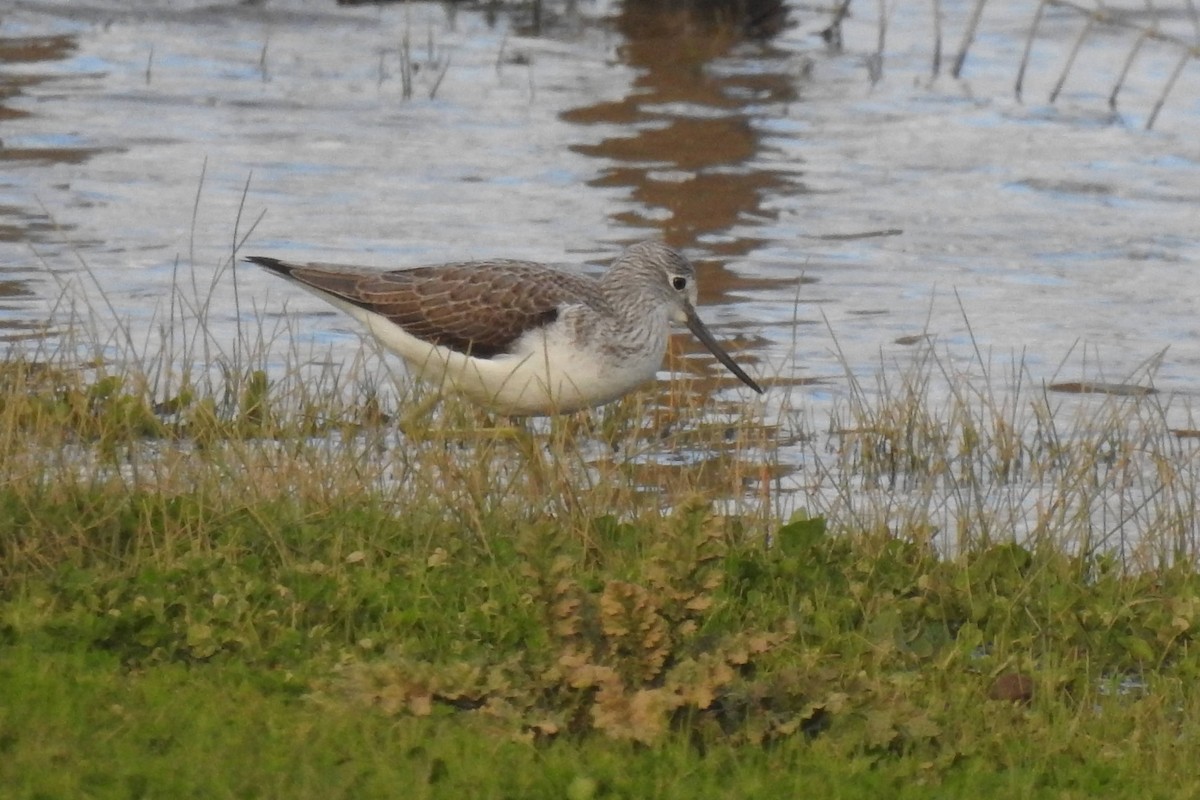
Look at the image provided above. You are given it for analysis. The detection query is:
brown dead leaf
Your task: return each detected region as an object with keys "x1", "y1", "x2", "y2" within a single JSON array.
[
  {"x1": 600, "y1": 581, "x2": 671, "y2": 682},
  {"x1": 592, "y1": 683, "x2": 682, "y2": 744},
  {"x1": 667, "y1": 655, "x2": 736, "y2": 709},
  {"x1": 559, "y1": 653, "x2": 620, "y2": 690},
  {"x1": 408, "y1": 692, "x2": 434, "y2": 717}
]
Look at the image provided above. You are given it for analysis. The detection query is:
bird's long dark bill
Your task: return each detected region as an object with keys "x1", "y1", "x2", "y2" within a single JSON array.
[{"x1": 685, "y1": 309, "x2": 764, "y2": 394}]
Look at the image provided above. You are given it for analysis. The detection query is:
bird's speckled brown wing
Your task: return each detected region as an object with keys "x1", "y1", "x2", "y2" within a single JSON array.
[{"x1": 247, "y1": 257, "x2": 600, "y2": 359}]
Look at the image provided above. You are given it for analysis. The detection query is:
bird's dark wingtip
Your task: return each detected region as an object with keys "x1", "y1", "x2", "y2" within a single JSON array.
[{"x1": 244, "y1": 256, "x2": 292, "y2": 276}]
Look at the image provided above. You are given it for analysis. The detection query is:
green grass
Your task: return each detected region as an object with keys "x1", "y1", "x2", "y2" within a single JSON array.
[
  {"x1": 4, "y1": 260, "x2": 1200, "y2": 797},
  {"x1": 11, "y1": 642, "x2": 1192, "y2": 800},
  {"x1": 4, "y1": 476, "x2": 1200, "y2": 798}
]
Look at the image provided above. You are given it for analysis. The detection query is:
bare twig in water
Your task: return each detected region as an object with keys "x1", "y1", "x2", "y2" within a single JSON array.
[
  {"x1": 1109, "y1": 28, "x2": 1150, "y2": 110},
  {"x1": 1028, "y1": 0, "x2": 1196, "y2": 124},
  {"x1": 1048, "y1": 14, "x2": 1094, "y2": 104},
  {"x1": 259, "y1": 39, "x2": 269, "y2": 83},
  {"x1": 824, "y1": 0, "x2": 1197, "y2": 123},
  {"x1": 951, "y1": 0, "x2": 987, "y2": 78},
  {"x1": 866, "y1": 0, "x2": 887, "y2": 83},
  {"x1": 1146, "y1": 48, "x2": 1192, "y2": 129},
  {"x1": 495, "y1": 31, "x2": 508, "y2": 72},
  {"x1": 821, "y1": 0, "x2": 854, "y2": 50},
  {"x1": 1015, "y1": 0, "x2": 1048, "y2": 101},
  {"x1": 931, "y1": 0, "x2": 943, "y2": 77},
  {"x1": 400, "y1": 32, "x2": 413, "y2": 100},
  {"x1": 876, "y1": 0, "x2": 888, "y2": 55},
  {"x1": 429, "y1": 55, "x2": 451, "y2": 100}
]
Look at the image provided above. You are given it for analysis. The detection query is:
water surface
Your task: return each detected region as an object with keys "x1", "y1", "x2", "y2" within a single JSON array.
[{"x1": 3, "y1": 0, "x2": 1200, "y2": 524}]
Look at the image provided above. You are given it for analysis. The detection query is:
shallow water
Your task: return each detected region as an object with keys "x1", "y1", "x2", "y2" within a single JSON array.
[{"x1": 3, "y1": 0, "x2": 1200, "y2": 524}]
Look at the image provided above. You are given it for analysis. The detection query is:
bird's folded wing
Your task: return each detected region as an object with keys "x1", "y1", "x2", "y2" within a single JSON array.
[{"x1": 250, "y1": 257, "x2": 591, "y2": 359}]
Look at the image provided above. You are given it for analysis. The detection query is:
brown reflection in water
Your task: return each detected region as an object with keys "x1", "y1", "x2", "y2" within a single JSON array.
[
  {"x1": 564, "y1": 4, "x2": 799, "y2": 264},
  {"x1": 0, "y1": 32, "x2": 106, "y2": 255},
  {"x1": 564, "y1": 3, "x2": 803, "y2": 396},
  {"x1": 0, "y1": 279, "x2": 33, "y2": 299},
  {"x1": 0, "y1": 32, "x2": 91, "y2": 215},
  {"x1": 0, "y1": 203, "x2": 70, "y2": 245},
  {"x1": 1, "y1": 34, "x2": 82, "y2": 338},
  {"x1": 1, "y1": 32, "x2": 92, "y2": 173},
  {"x1": 0, "y1": 34, "x2": 77, "y2": 123}
]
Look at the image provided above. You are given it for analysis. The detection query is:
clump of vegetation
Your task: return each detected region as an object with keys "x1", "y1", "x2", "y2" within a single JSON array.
[{"x1": 330, "y1": 505, "x2": 803, "y2": 745}]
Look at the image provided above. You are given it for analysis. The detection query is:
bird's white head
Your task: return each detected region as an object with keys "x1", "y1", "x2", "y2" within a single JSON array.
[
  {"x1": 610, "y1": 240, "x2": 763, "y2": 395},
  {"x1": 611, "y1": 240, "x2": 698, "y2": 324}
]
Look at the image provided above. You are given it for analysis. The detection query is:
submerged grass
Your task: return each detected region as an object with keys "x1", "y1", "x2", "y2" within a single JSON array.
[
  {"x1": 810, "y1": 315, "x2": 1200, "y2": 568},
  {"x1": 4, "y1": 246, "x2": 1200, "y2": 797}
]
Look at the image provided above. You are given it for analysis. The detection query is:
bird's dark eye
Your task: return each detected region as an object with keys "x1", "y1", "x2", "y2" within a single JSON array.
[{"x1": 671, "y1": 276, "x2": 687, "y2": 291}]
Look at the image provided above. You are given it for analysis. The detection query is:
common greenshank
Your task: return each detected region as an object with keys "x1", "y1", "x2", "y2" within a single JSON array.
[{"x1": 246, "y1": 241, "x2": 763, "y2": 415}]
